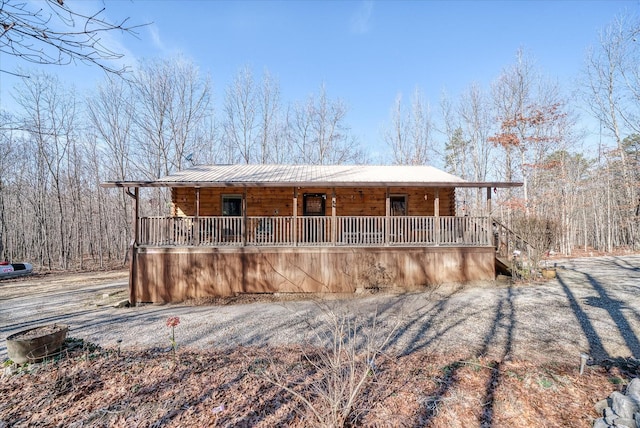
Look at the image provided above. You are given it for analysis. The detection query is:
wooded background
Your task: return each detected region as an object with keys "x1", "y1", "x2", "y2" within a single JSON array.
[{"x1": 0, "y1": 14, "x2": 638, "y2": 270}]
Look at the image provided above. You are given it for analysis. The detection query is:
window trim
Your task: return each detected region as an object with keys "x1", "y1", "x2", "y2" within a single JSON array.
[
  {"x1": 390, "y1": 194, "x2": 408, "y2": 216},
  {"x1": 221, "y1": 194, "x2": 243, "y2": 216},
  {"x1": 303, "y1": 193, "x2": 326, "y2": 216}
]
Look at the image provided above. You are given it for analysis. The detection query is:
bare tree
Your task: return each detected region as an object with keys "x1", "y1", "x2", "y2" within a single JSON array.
[
  {"x1": 223, "y1": 65, "x2": 258, "y2": 164},
  {"x1": 584, "y1": 14, "x2": 640, "y2": 138},
  {"x1": 257, "y1": 70, "x2": 286, "y2": 163},
  {"x1": 86, "y1": 76, "x2": 135, "y2": 254},
  {"x1": 441, "y1": 85, "x2": 493, "y2": 215},
  {"x1": 384, "y1": 94, "x2": 408, "y2": 165},
  {"x1": 622, "y1": 134, "x2": 640, "y2": 182},
  {"x1": 128, "y1": 57, "x2": 213, "y2": 218},
  {"x1": 490, "y1": 49, "x2": 534, "y2": 187},
  {"x1": 166, "y1": 58, "x2": 213, "y2": 169},
  {"x1": 583, "y1": 13, "x2": 640, "y2": 248},
  {"x1": 194, "y1": 112, "x2": 223, "y2": 165},
  {"x1": 13, "y1": 72, "x2": 80, "y2": 268},
  {"x1": 87, "y1": 76, "x2": 134, "y2": 182},
  {"x1": 458, "y1": 82, "x2": 494, "y2": 183},
  {"x1": 454, "y1": 83, "x2": 497, "y2": 213},
  {"x1": 83, "y1": 132, "x2": 129, "y2": 266},
  {"x1": 289, "y1": 84, "x2": 363, "y2": 165},
  {"x1": 0, "y1": 0, "x2": 145, "y2": 76},
  {"x1": 0, "y1": 111, "x2": 16, "y2": 259},
  {"x1": 0, "y1": 121, "x2": 32, "y2": 262},
  {"x1": 383, "y1": 88, "x2": 434, "y2": 165},
  {"x1": 490, "y1": 50, "x2": 570, "y2": 217},
  {"x1": 130, "y1": 56, "x2": 212, "y2": 179}
]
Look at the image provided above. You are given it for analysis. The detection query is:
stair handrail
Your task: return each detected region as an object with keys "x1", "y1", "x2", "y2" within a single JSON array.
[{"x1": 491, "y1": 217, "x2": 539, "y2": 266}]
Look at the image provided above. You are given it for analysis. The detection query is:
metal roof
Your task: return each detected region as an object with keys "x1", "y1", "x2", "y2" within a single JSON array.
[{"x1": 101, "y1": 164, "x2": 523, "y2": 188}]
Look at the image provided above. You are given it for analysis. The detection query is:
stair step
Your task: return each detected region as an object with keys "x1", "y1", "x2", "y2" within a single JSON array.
[{"x1": 495, "y1": 256, "x2": 512, "y2": 276}]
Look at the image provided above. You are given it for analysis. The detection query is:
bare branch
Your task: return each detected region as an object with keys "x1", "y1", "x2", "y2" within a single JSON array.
[{"x1": 0, "y1": 0, "x2": 147, "y2": 76}]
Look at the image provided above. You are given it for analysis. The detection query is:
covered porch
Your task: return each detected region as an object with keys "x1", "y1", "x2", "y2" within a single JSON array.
[
  {"x1": 103, "y1": 164, "x2": 521, "y2": 303},
  {"x1": 138, "y1": 215, "x2": 492, "y2": 247}
]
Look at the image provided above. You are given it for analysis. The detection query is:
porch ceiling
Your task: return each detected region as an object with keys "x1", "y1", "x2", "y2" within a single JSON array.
[{"x1": 101, "y1": 164, "x2": 523, "y2": 189}]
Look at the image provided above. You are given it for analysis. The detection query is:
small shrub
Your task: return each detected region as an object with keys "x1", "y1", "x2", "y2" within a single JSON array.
[{"x1": 261, "y1": 308, "x2": 401, "y2": 427}]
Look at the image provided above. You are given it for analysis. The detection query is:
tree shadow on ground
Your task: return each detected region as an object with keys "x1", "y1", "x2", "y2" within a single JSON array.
[
  {"x1": 557, "y1": 272, "x2": 610, "y2": 361},
  {"x1": 559, "y1": 256, "x2": 640, "y2": 361},
  {"x1": 581, "y1": 271, "x2": 640, "y2": 359},
  {"x1": 384, "y1": 287, "x2": 466, "y2": 356},
  {"x1": 416, "y1": 359, "x2": 465, "y2": 425},
  {"x1": 412, "y1": 285, "x2": 516, "y2": 427},
  {"x1": 476, "y1": 286, "x2": 515, "y2": 428},
  {"x1": 133, "y1": 349, "x2": 300, "y2": 427},
  {"x1": 611, "y1": 256, "x2": 640, "y2": 273}
]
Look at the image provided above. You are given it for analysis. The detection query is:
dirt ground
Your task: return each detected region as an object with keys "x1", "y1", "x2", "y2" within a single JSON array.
[{"x1": 1, "y1": 255, "x2": 640, "y2": 427}]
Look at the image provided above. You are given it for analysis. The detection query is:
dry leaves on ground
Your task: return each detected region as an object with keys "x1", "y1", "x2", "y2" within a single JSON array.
[{"x1": 1, "y1": 340, "x2": 637, "y2": 427}]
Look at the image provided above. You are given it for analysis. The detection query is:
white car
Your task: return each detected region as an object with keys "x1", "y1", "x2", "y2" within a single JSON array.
[{"x1": 0, "y1": 262, "x2": 33, "y2": 279}]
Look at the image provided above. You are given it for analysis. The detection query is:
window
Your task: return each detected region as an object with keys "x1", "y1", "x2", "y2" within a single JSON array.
[
  {"x1": 303, "y1": 194, "x2": 326, "y2": 216},
  {"x1": 222, "y1": 195, "x2": 242, "y2": 216},
  {"x1": 390, "y1": 195, "x2": 407, "y2": 216}
]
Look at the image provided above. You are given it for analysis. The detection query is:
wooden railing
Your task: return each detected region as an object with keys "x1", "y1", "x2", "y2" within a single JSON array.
[
  {"x1": 138, "y1": 216, "x2": 492, "y2": 247},
  {"x1": 492, "y1": 218, "x2": 539, "y2": 278},
  {"x1": 492, "y1": 218, "x2": 537, "y2": 260}
]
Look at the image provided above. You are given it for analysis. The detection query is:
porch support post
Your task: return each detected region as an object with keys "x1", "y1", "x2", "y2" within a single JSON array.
[
  {"x1": 124, "y1": 187, "x2": 139, "y2": 307},
  {"x1": 293, "y1": 187, "x2": 298, "y2": 246},
  {"x1": 242, "y1": 188, "x2": 247, "y2": 246},
  {"x1": 124, "y1": 187, "x2": 140, "y2": 245},
  {"x1": 486, "y1": 186, "x2": 492, "y2": 216},
  {"x1": 434, "y1": 188, "x2": 440, "y2": 246},
  {"x1": 385, "y1": 188, "x2": 390, "y2": 246},
  {"x1": 331, "y1": 188, "x2": 336, "y2": 245},
  {"x1": 132, "y1": 187, "x2": 139, "y2": 245},
  {"x1": 195, "y1": 187, "x2": 200, "y2": 246}
]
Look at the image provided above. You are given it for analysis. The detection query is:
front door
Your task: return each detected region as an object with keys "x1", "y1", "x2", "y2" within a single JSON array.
[
  {"x1": 390, "y1": 195, "x2": 407, "y2": 242},
  {"x1": 303, "y1": 193, "x2": 326, "y2": 242},
  {"x1": 221, "y1": 194, "x2": 243, "y2": 241},
  {"x1": 390, "y1": 195, "x2": 407, "y2": 216}
]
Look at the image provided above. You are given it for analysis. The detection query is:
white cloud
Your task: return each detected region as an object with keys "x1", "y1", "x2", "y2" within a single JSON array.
[
  {"x1": 350, "y1": 0, "x2": 374, "y2": 34},
  {"x1": 148, "y1": 24, "x2": 165, "y2": 51}
]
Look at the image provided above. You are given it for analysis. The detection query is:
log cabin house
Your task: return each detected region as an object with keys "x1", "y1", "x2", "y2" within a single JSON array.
[{"x1": 102, "y1": 164, "x2": 522, "y2": 304}]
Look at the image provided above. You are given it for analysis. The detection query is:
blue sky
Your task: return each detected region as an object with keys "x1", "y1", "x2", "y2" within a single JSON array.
[{"x1": 1, "y1": 0, "x2": 638, "y2": 159}]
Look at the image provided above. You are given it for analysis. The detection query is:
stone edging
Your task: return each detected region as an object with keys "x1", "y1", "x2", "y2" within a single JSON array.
[{"x1": 594, "y1": 378, "x2": 640, "y2": 428}]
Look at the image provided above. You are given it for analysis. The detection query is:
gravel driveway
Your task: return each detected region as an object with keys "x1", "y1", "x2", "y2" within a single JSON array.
[{"x1": 2, "y1": 255, "x2": 639, "y2": 363}]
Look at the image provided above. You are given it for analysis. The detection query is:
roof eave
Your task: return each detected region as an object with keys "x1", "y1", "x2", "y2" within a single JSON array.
[{"x1": 101, "y1": 180, "x2": 523, "y2": 189}]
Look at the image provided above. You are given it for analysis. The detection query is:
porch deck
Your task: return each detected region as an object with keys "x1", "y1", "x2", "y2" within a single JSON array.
[{"x1": 138, "y1": 215, "x2": 492, "y2": 247}]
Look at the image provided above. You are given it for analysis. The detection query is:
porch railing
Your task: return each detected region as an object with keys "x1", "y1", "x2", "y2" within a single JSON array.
[{"x1": 138, "y1": 216, "x2": 492, "y2": 247}]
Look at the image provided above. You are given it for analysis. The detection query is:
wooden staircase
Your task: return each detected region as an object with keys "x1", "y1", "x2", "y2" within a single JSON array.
[
  {"x1": 492, "y1": 218, "x2": 538, "y2": 278},
  {"x1": 495, "y1": 256, "x2": 512, "y2": 276}
]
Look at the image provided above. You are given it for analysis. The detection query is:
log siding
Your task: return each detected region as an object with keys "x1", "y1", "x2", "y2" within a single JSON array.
[{"x1": 172, "y1": 186, "x2": 456, "y2": 217}]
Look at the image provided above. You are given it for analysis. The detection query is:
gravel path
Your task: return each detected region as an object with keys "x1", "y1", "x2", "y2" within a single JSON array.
[{"x1": 2, "y1": 255, "x2": 639, "y2": 363}]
